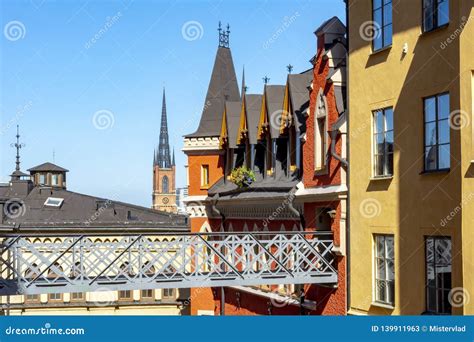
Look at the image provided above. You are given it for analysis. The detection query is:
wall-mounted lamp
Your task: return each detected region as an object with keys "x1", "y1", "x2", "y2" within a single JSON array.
[{"x1": 327, "y1": 209, "x2": 337, "y2": 219}]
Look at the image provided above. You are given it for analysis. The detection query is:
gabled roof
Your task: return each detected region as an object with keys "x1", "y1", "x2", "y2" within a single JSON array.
[
  {"x1": 265, "y1": 85, "x2": 286, "y2": 138},
  {"x1": 245, "y1": 94, "x2": 263, "y2": 145},
  {"x1": 185, "y1": 47, "x2": 240, "y2": 138},
  {"x1": 0, "y1": 186, "x2": 188, "y2": 231},
  {"x1": 224, "y1": 101, "x2": 243, "y2": 148},
  {"x1": 288, "y1": 71, "x2": 313, "y2": 133},
  {"x1": 27, "y1": 162, "x2": 69, "y2": 173},
  {"x1": 314, "y1": 16, "x2": 345, "y2": 37}
]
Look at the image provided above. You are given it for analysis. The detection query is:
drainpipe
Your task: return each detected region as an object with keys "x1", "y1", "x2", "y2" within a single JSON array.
[
  {"x1": 331, "y1": 130, "x2": 348, "y2": 168},
  {"x1": 210, "y1": 194, "x2": 226, "y2": 315},
  {"x1": 287, "y1": 188, "x2": 305, "y2": 229}
]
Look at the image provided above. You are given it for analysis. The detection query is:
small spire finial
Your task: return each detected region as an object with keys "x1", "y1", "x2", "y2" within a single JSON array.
[
  {"x1": 10, "y1": 125, "x2": 25, "y2": 172},
  {"x1": 287, "y1": 64, "x2": 293, "y2": 74},
  {"x1": 263, "y1": 76, "x2": 270, "y2": 84},
  {"x1": 218, "y1": 21, "x2": 230, "y2": 48}
]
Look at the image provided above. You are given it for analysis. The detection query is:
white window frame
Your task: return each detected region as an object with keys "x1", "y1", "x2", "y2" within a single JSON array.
[
  {"x1": 315, "y1": 89, "x2": 328, "y2": 172},
  {"x1": 372, "y1": 107, "x2": 394, "y2": 177},
  {"x1": 373, "y1": 234, "x2": 395, "y2": 306},
  {"x1": 44, "y1": 197, "x2": 64, "y2": 208},
  {"x1": 201, "y1": 164, "x2": 210, "y2": 188}
]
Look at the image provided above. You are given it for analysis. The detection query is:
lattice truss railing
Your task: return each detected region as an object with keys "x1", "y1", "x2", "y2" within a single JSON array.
[{"x1": 0, "y1": 232, "x2": 337, "y2": 295}]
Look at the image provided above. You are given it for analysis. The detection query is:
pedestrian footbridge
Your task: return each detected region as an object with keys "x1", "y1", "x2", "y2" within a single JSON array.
[{"x1": 0, "y1": 231, "x2": 337, "y2": 295}]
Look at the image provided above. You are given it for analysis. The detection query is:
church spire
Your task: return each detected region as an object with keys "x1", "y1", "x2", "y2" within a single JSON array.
[
  {"x1": 157, "y1": 88, "x2": 171, "y2": 168},
  {"x1": 241, "y1": 65, "x2": 247, "y2": 96},
  {"x1": 172, "y1": 148, "x2": 175, "y2": 166}
]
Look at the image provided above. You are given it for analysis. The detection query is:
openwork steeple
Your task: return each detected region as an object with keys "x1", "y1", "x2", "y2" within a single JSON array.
[
  {"x1": 218, "y1": 21, "x2": 230, "y2": 48},
  {"x1": 156, "y1": 88, "x2": 172, "y2": 168},
  {"x1": 11, "y1": 125, "x2": 25, "y2": 172}
]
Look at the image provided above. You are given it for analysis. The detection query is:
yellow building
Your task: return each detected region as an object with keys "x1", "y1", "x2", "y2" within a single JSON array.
[{"x1": 347, "y1": 0, "x2": 473, "y2": 315}]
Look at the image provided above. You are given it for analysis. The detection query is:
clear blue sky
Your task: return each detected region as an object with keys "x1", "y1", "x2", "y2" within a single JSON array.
[{"x1": 0, "y1": 0, "x2": 345, "y2": 207}]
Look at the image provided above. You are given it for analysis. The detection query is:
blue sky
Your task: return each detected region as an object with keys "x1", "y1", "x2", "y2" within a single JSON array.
[{"x1": 0, "y1": 0, "x2": 345, "y2": 207}]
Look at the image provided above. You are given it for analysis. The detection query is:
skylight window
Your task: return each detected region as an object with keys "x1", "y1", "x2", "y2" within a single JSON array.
[{"x1": 44, "y1": 197, "x2": 64, "y2": 208}]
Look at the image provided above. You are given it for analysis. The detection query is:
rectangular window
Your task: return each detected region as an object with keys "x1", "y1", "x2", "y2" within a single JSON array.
[
  {"x1": 118, "y1": 290, "x2": 132, "y2": 301},
  {"x1": 374, "y1": 235, "x2": 395, "y2": 306},
  {"x1": 373, "y1": 107, "x2": 394, "y2": 177},
  {"x1": 425, "y1": 236, "x2": 452, "y2": 314},
  {"x1": 424, "y1": 93, "x2": 450, "y2": 171},
  {"x1": 25, "y1": 294, "x2": 40, "y2": 303},
  {"x1": 372, "y1": 0, "x2": 392, "y2": 51},
  {"x1": 39, "y1": 173, "x2": 46, "y2": 184},
  {"x1": 423, "y1": 0, "x2": 450, "y2": 32},
  {"x1": 141, "y1": 289, "x2": 154, "y2": 300},
  {"x1": 48, "y1": 293, "x2": 62, "y2": 301},
  {"x1": 201, "y1": 165, "x2": 209, "y2": 187},
  {"x1": 162, "y1": 288, "x2": 175, "y2": 300},
  {"x1": 70, "y1": 292, "x2": 84, "y2": 301},
  {"x1": 51, "y1": 174, "x2": 59, "y2": 186}
]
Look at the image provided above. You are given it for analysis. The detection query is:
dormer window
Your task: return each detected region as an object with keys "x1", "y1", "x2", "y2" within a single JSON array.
[
  {"x1": 39, "y1": 174, "x2": 46, "y2": 184},
  {"x1": 44, "y1": 197, "x2": 64, "y2": 208}
]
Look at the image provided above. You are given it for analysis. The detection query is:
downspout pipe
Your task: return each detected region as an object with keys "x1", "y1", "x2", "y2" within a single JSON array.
[
  {"x1": 331, "y1": 130, "x2": 348, "y2": 168},
  {"x1": 287, "y1": 188, "x2": 305, "y2": 230},
  {"x1": 210, "y1": 193, "x2": 226, "y2": 315}
]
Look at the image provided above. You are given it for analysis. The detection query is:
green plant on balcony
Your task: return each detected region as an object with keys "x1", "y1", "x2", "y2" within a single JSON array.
[{"x1": 229, "y1": 166, "x2": 256, "y2": 188}]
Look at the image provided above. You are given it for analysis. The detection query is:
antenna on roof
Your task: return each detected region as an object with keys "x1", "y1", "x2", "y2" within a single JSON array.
[
  {"x1": 287, "y1": 64, "x2": 293, "y2": 74},
  {"x1": 10, "y1": 125, "x2": 25, "y2": 172},
  {"x1": 53, "y1": 149, "x2": 56, "y2": 163},
  {"x1": 262, "y1": 76, "x2": 270, "y2": 84},
  {"x1": 218, "y1": 21, "x2": 230, "y2": 48}
]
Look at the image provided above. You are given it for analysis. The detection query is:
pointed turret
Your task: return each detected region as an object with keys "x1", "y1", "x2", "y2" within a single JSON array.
[
  {"x1": 172, "y1": 148, "x2": 175, "y2": 166},
  {"x1": 157, "y1": 88, "x2": 172, "y2": 168},
  {"x1": 185, "y1": 22, "x2": 240, "y2": 138}
]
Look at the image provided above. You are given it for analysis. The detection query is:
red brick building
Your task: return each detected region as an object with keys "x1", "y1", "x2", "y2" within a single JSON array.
[{"x1": 183, "y1": 17, "x2": 347, "y2": 315}]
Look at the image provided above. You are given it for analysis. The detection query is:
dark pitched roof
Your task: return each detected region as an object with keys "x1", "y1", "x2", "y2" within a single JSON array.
[
  {"x1": 265, "y1": 85, "x2": 286, "y2": 138},
  {"x1": 0, "y1": 186, "x2": 188, "y2": 232},
  {"x1": 314, "y1": 16, "x2": 345, "y2": 36},
  {"x1": 225, "y1": 101, "x2": 243, "y2": 149},
  {"x1": 245, "y1": 94, "x2": 263, "y2": 145},
  {"x1": 27, "y1": 162, "x2": 69, "y2": 173},
  {"x1": 185, "y1": 47, "x2": 240, "y2": 138},
  {"x1": 288, "y1": 71, "x2": 313, "y2": 133}
]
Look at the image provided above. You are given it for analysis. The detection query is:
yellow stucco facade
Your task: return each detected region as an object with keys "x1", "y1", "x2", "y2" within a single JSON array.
[{"x1": 348, "y1": 0, "x2": 473, "y2": 315}]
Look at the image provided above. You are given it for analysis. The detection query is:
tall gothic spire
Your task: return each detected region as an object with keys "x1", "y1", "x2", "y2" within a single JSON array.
[
  {"x1": 11, "y1": 125, "x2": 25, "y2": 172},
  {"x1": 156, "y1": 88, "x2": 171, "y2": 168}
]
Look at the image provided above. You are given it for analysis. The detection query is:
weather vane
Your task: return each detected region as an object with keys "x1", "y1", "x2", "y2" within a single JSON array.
[
  {"x1": 263, "y1": 76, "x2": 270, "y2": 84},
  {"x1": 287, "y1": 64, "x2": 293, "y2": 74},
  {"x1": 10, "y1": 125, "x2": 25, "y2": 172}
]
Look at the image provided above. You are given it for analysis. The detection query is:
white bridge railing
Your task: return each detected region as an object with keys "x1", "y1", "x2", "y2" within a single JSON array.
[{"x1": 0, "y1": 232, "x2": 337, "y2": 295}]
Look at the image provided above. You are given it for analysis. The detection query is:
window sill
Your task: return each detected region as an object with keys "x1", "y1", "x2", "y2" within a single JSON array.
[
  {"x1": 420, "y1": 169, "x2": 450, "y2": 175},
  {"x1": 200, "y1": 185, "x2": 210, "y2": 190},
  {"x1": 370, "y1": 45, "x2": 392, "y2": 56},
  {"x1": 420, "y1": 23, "x2": 449, "y2": 37},
  {"x1": 370, "y1": 175, "x2": 393, "y2": 181},
  {"x1": 371, "y1": 301, "x2": 395, "y2": 310}
]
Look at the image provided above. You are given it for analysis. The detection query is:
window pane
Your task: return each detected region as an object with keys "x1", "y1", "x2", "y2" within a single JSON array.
[
  {"x1": 373, "y1": 32, "x2": 383, "y2": 51},
  {"x1": 438, "y1": 144, "x2": 450, "y2": 169},
  {"x1": 388, "y1": 281, "x2": 395, "y2": 304},
  {"x1": 386, "y1": 260, "x2": 395, "y2": 280},
  {"x1": 437, "y1": 93, "x2": 450, "y2": 120},
  {"x1": 375, "y1": 111, "x2": 384, "y2": 133},
  {"x1": 373, "y1": 0, "x2": 382, "y2": 10},
  {"x1": 383, "y1": 4, "x2": 392, "y2": 25},
  {"x1": 423, "y1": 0, "x2": 435, "y2": 31},
  {"x1": 375, "y1": 154, "x2": 384, "y2": 176},
  {"x1": 376, "y1": 280, "x2": 387, "y2": 302},
  {"x1": 438, "y1": 119, "x2": 450, "y2": 144},
  {"x1": 424, "y1": 97, "x2": 437, "y2": 122},
  {"x1": 385, "y1": 236, "x2": 394, "y2": 259},
  {"x1": 373, "y1": 8, "x2": 383, "y2": 26},
  {"x1": 383, "y1": 24, "x2": 392, "y2": 47},
  {"x1": 385, "y1": 108, "x2": 393, "y2": 131},
  {"x1": 426, "y1": 238, "x2": 434, "y2": 262},
  {"x1": 425, "y1": 122, "x2": 437, "y2": 146},
  {"x1": 425, "y1": 146, "x2": 438, "y2": 170},
  {"x1": 386, "y1": 131, "x2": 394, "y2": 150},
  {"x1": 427, "y1": 286, "x2": 436, "y2": 311},
  {"x1": 437, "y1": 0, "x2": 449, "y2": 26},
  {"x1": 376, "y1": 258, "x2": 386, "y2": 280},
  {"x1": 376, "y1": 236, "x2": 384, "y2": 257},
  {"x1": 386, "y1": 153, "x2": 394, "y2": 175}
]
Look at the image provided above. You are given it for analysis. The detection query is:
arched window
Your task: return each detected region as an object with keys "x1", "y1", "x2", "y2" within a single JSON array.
[
  {"x1": 162, "y1": 176, "x2": 169, "y2": 193},
  {"x1": 315, "y1": 88, "x2": 328, "y2": 171}
]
